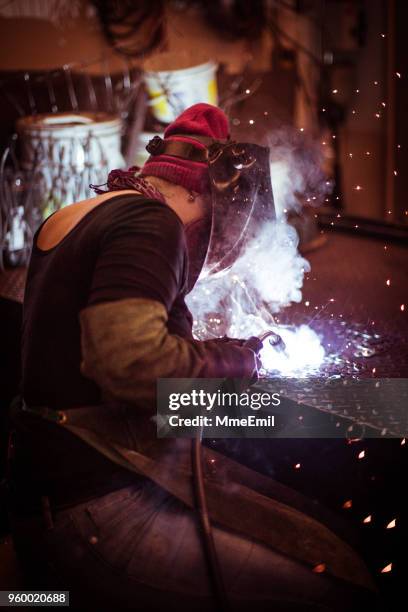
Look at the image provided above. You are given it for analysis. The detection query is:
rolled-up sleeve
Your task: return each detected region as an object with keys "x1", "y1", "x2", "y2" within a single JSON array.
[{"x1": 80, "y1": 200, "x2": 257, "y2": 405}]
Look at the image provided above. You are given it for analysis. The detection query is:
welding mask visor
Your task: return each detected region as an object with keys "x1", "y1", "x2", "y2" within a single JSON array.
[{"x1": 201, "y1": 141, "x2": 275, "y2": 277}]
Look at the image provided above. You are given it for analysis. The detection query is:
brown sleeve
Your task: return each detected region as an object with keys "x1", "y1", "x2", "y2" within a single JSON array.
[{"x1": 80, "y1": 297, "x2": 257, "y2": 406}]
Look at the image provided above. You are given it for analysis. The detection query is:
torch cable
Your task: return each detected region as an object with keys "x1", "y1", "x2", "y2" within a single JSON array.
[{"x1": 191, "y1": 435, "x2": 229, "y2": 611}]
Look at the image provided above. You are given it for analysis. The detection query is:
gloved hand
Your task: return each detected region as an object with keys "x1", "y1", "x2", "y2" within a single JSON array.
[
  {"x1": 242, "y1": 336, "x2": 263, "y2": 384},
  {"x1": 214, "y1": 335, "x2": 263, "y2": 380},
  {"x1": 217, "y1": 335, "x2": 264, "y2": 396},
  {"x1": 214, "y1": 335, "x2": 264, "y2": 371},
  {"x1": 242, "y1": 336, "x2": 264, "y2": 354}
]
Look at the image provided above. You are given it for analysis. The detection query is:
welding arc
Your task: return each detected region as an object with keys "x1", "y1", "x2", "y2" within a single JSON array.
[{"x1": 191, "y1": 436, "x2": 229, "y2": 611}]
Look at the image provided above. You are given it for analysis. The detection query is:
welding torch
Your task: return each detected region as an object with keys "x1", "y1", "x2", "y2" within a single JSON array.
[{"x1": 243, "y1": 329, "x2": 287, "y2": 355}]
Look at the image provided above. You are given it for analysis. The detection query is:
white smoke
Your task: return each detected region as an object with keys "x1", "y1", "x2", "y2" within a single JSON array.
[
  {"x1": 268, "y1": 127, "x2": 332, "y2": 216},
  {"x1": 188, "y1": 219, "x2": 309, "y2": 338}
]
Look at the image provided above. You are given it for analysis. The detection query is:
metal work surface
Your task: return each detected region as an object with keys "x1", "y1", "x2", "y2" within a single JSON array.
[
  {"x1": 255, "y1": 227, "x2": 408, "y2": 436},
  {"x1": 279, "y1": 227, "x2": 408, "y2": 377}
]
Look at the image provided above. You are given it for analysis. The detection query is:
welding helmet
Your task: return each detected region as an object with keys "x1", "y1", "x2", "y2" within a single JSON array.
[
  {"x1": 203, "y1": 140, "x2": 275, "y2": 277},
  {"x1": 144, "y1": 134, "x2": 275, "y2": 279}
]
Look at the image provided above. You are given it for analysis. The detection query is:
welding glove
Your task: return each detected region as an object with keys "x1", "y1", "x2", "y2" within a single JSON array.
[
  {"x1": 214, "y1": 335, "x2": 263, "y2": 378},
  {"x1": 219, "y1": 336, "x2": 263, "y2": 394},
  {"x1": 211, "y1": 335, "x2": 263, "y2": 380},
  {"x1": 242, "y1": 336, "x2": 263, "y2": 385}
]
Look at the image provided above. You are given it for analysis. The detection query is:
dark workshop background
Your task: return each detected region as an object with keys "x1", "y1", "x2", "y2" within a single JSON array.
[{"x1": 0, "y1": 1, "x2": 407, "y2": 607}]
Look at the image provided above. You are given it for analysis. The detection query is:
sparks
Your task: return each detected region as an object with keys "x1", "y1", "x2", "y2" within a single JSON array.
[
  {"x1": 260, "y1": 325, "x2": 325, "y2": 376},
  {"x1": 313, "y1": 563, "x2": 326, "y2": 573},
  {"x1": 401, "y1": 304, "x2": 405, "y2": 312},
  {"x1": 381, "y1": 563, "x2": 392, "y2": 573},
  {"x1": 386, "y1": 279, "x2": 391, "y2": 286},
  {"x1": 342, "y1": 500, "x2": 352, "y2": 509},
  {"x1": 294, "y1": 463, "x2": 301, "y2": 470},
  {"x1": 386, "y1": 519, "x2": 396, "y2": 529},
  {"x1": 363, "y1": 515, "x2": 372, "y2": 524},
  {"x1": 355, "y1": 185, "x2": 362, "y2": 191},
  {"x1": 358, "y1": 450, "x2": 366, "y2": 459}
]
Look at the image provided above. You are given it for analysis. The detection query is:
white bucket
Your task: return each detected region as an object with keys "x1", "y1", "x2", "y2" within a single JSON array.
[
  {"x1": 143, "y1": 52, "x2": 218, "y2": 124},
  {"x1": 17, "y1": 112, "x2": 124, "y2": 214}
]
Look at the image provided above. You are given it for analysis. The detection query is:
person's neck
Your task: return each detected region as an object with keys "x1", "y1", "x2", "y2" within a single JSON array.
[{"x1": 143, "y1": 175, "x2": 207, "y2": 225}]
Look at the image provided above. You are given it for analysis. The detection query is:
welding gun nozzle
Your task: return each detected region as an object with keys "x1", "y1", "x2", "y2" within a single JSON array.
[{"x1": 258, "y1": 330, "x2": 287, "y2": 353}]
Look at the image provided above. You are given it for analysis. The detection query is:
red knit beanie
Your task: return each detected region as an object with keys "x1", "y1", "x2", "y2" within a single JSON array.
[{"x1": 141, "y1": 103, "x2": 229, "y2": 193}]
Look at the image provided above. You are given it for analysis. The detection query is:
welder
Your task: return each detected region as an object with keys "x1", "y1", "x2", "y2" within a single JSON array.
[{"x1": 7, "y1": 104, "x2": 374, "y2": 611}]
